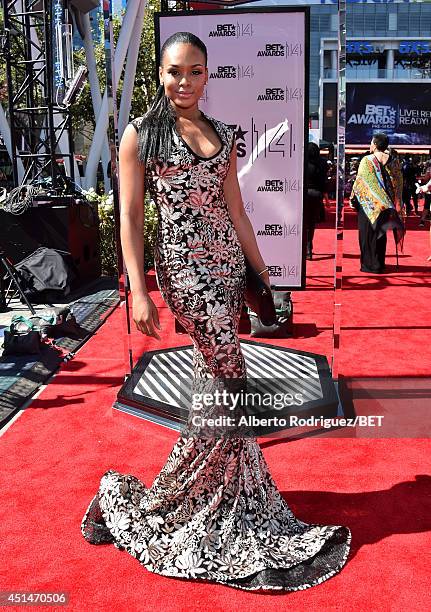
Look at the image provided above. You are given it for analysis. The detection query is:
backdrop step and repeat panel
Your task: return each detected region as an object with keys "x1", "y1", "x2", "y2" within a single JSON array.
[{"x1": 156, "y1": 8, "x2": 309, "y2": 290}]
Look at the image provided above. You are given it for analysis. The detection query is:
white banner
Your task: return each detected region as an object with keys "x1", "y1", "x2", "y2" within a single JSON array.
[{"x1": 158, "y1": 9, "x2": 307, "y2": 289}]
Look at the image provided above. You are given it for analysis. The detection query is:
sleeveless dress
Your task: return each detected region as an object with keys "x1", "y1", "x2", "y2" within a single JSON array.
[{"x1": 81, "y1": 111, "x2": 351, "y2": 591}]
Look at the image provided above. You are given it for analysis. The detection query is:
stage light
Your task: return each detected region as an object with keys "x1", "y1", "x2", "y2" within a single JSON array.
[{"x1": 62, "y1": 66, "x2": 88, "y2": 107}]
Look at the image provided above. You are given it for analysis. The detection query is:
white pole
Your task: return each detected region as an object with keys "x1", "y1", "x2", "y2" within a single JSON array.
[
  {"x1": 117, "y1": 0, "x2": 147, "y2": 140},
  {"x1": 81, "y1": 11, "x2": 111, "y2": 192},
  {"x1": 84, "y1": 0, "x2": 142, "y2": 189}
]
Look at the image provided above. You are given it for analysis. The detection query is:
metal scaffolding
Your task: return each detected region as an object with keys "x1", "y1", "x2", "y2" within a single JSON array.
[{"x1": 1, "y1": 0, "x2": 75, "y2": 188}]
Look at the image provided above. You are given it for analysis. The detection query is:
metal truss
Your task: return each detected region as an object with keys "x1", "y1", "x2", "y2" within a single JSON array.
[{"x1": 1, "y1": 0, "x2": 75, "y2": 188}]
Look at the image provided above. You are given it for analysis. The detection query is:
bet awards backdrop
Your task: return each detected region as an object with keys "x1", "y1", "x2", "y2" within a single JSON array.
[
  {"x1": 347, "y1": 83, "x2": 431, "y2": 146},
  {"x1": 156, "y1": 8, "x2": 309, "y2": 290}
]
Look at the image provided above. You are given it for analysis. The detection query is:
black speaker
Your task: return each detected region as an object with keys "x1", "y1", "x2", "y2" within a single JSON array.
[
  {"x1": 0, "y1": 198, "x2": 101, "y2": 289},
  {"x1": 69, "y1": 0, "x2": 99, "y2": 13}
]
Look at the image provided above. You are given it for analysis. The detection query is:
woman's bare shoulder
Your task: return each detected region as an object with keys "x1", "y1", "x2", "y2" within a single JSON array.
[{"x1": 120, "y1": 123, "x2": 140, "y2": 160}]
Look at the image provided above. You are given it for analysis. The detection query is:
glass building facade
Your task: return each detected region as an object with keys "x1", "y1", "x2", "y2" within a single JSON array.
[{"x1": 312, "y1": 1, "x2": 431, "y2": 116}]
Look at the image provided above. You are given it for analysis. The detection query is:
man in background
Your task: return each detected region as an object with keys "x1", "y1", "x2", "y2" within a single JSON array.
[{"x1": 402, "y1": 156, "x2": 419, "y2": 215}]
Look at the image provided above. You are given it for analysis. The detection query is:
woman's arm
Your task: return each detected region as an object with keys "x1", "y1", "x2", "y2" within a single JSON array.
[
  {"x1": 119, "y1": 125, "x2": 147, "y2": 297},
  {"x1": 223, "y1": 141, "x2": 270, "y2": 287},
  {"x1": 119, "y1": 124, "x2": 161, "y2": 339}
]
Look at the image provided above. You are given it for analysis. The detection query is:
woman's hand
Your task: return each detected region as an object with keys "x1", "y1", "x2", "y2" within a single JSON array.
[{"x1": 132, "y1": 293, "x2": 161, "y2": 340}]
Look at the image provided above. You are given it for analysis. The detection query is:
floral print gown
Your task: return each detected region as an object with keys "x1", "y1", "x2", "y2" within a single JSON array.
[{"x1": 81, "y1": 112, "x2": 351, "y2": 591}]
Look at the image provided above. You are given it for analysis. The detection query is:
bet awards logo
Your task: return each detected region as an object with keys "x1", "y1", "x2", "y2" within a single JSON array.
[
  {"x1": 257, "y1": 224, "x2": 300, "y2": 237},
  {"x1": 258, "y1": 88, "x2": 285, "y2": 101},
  {"x1": 348, "y1": 104, "x2": 396, "y2": 128},
  {"x1": 257, "y1": 178, "x2": 301, "y2": 193},
  {"x1": 209, "y1": 65, "x2": 255, "y2": 80},
  {"x1": 210, "y1": 66, "x2": 236, "y2": 79},
  {"x1": 257, "y1": 43, "x2": 285, "y2": 57},
  {"x1": 257, "y1": 42, "x2": 303, "y2": 58},
  {"x1": 209, "y1": 23, "x2": 254, "y2": 38},
  {"x1": 258, "y1": 180, "x2": 283, "y2": 192},
  {"x1": 257, "y1": 224, "x2": 287, "y2": 237},
  {"x1": 226, "y1": 120, "x2": 299, "y2": 160},
  {"x1": 251, "y1": 118, "x2": 289, "y2": 160},
  {"x1": 257, "y1": 87, "x2": 303, "y2": 102},
  {"x1": 268, "y1": 264, "x2": 299, "y2": 279},
  {"x1": 227, "y1": 124, "x2": 248, "y2": 158}
]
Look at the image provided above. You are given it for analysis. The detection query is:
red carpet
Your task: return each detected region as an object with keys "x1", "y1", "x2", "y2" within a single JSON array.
[
  {"x1": 338, "y1": 208, "x2": 431, "y2": 377},
  {"x1": 1, "y1": 208, "x2": 430, "y2": 610}
]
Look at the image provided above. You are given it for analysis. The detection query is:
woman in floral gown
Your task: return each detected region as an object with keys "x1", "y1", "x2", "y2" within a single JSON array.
[{"x1": 81, "y1": 31, "x2": 351, "y2": 592}]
